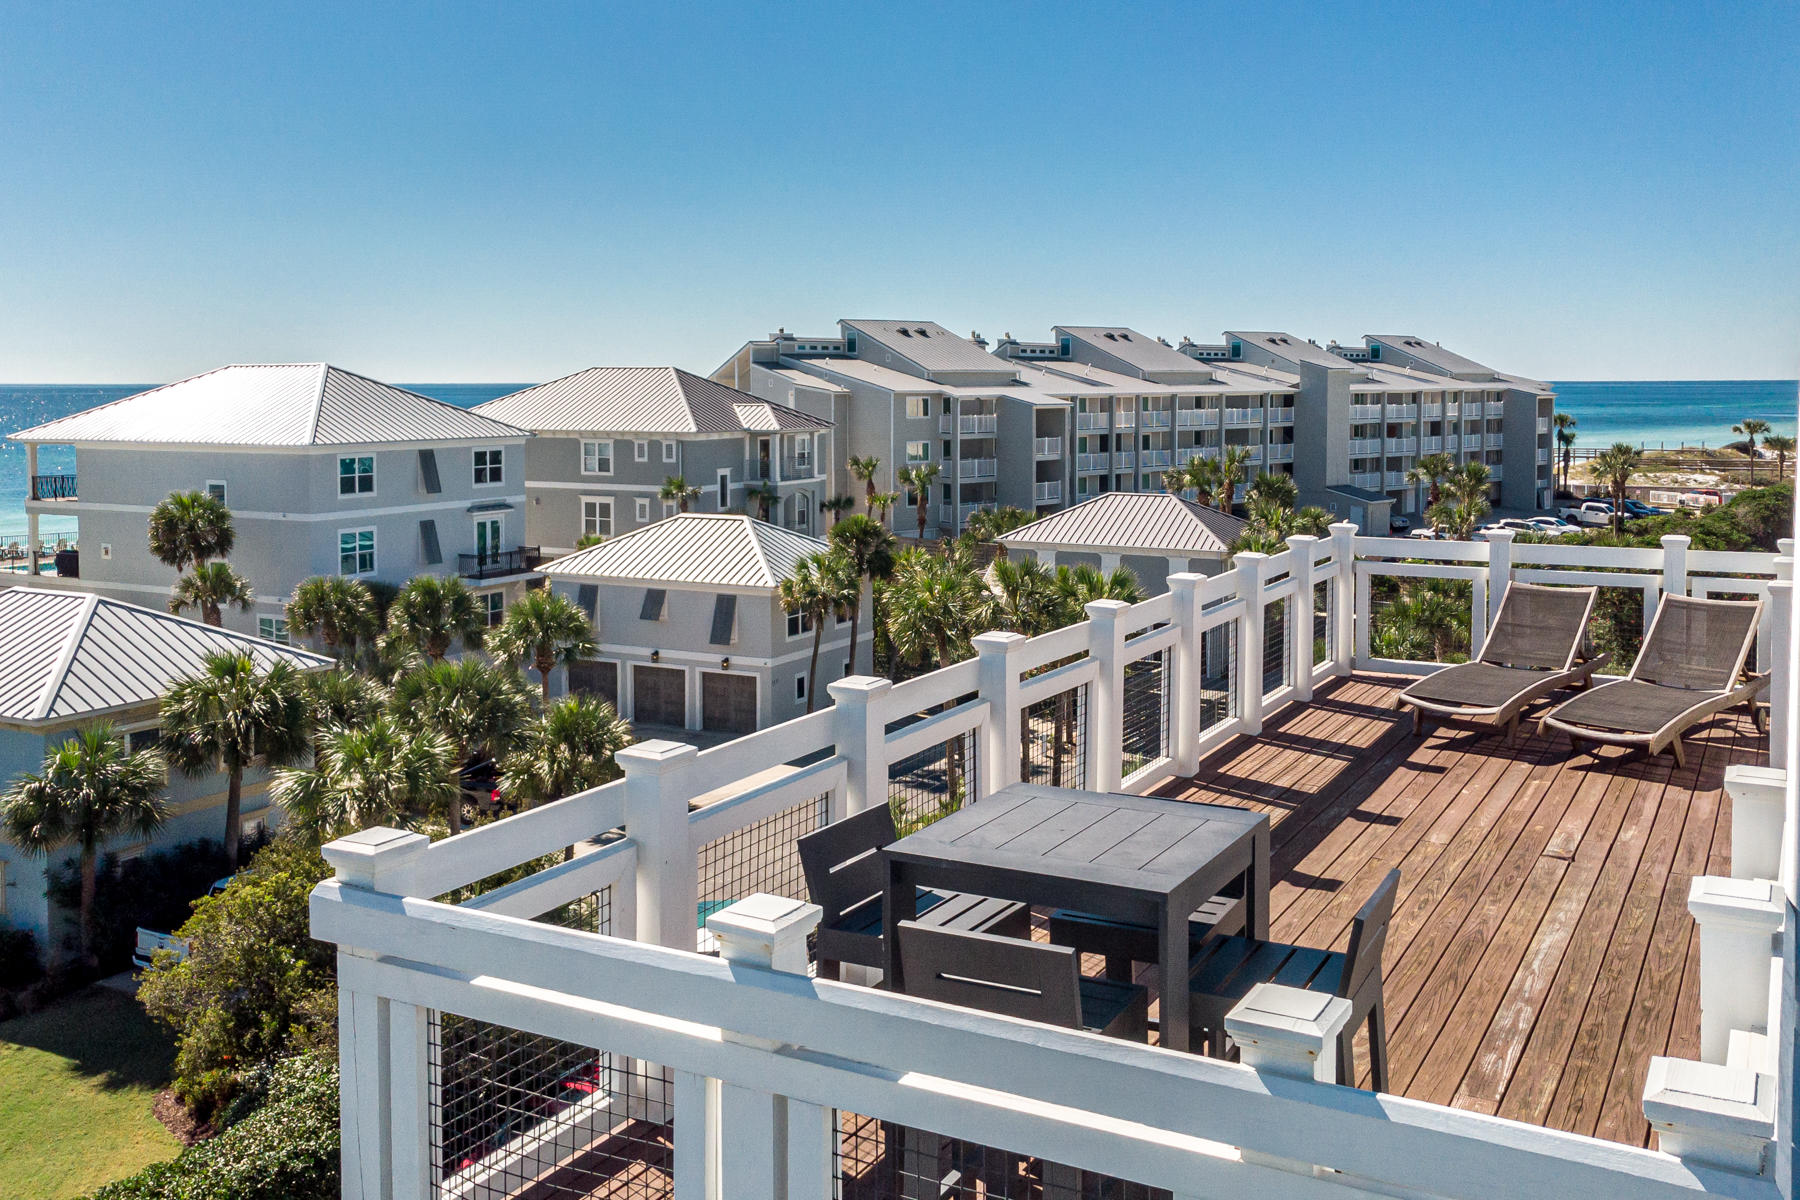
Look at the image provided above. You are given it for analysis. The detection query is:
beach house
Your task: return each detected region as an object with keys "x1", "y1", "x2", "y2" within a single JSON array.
[{"x1": 9, "y1": 363, "x2": 535, "y2": 638}]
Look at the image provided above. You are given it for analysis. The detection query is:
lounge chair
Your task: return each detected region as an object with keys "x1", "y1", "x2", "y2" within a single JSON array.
[
  {"x1": 1540, "y1": 593, "x2": 1766, "y2": 768},
  {"x1": 1396, "y1": 582, "x2": 1609, "y2": 742}
]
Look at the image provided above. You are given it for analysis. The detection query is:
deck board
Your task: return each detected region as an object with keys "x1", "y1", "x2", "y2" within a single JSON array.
[{"x1": 1157, "y1": 671, "x2": 1762, "y2": 1147}]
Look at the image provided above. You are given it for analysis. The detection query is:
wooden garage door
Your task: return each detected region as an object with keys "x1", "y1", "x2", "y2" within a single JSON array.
[
  {"x1": 568, "y1": 660, "x2": 618, "y2": 710},
  {"x1": 632, "y1": 665, "x2": 686, "y2": 728},
  {"x1": 701, "y1": 672, "x2": 757, "y2": 735}
]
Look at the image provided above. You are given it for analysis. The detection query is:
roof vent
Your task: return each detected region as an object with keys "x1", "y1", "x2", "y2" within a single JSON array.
[
  {"x1": 897, "y1": 327, "x2": 912, "y2": 337},
  {"x1": 1157, "y1": 336, "x2": 1171, "y2": 346},
  {"x1": 1119, "y1": 332, "x2": 1132, "y2": 341},
  {"x1": 915, "y1": 328, "x2": 930, "y2": 337}
]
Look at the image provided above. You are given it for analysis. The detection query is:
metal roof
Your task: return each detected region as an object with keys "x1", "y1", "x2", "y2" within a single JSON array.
[
  {"x1": 788, "y1": 355, "x2": 1077, "y2": 403},
  {"x1": 541, "y1": 514, "x2": 829, "y2": 590},
  {"x1": 1224, "y1": 332, "x2": 1360, "y2": 371},
  {"x1": 474, "y1": 368, "x2": 832, "y2": 436},
  {"x1": 1364, "y1": 335, "x2": 1498, "y2": 378},
  {"x1": 8, "y1": 364, "x2": 528, "y2": 447},
  {"x1": 0, "y1": 587, "x2": 332, "y2": 725},
  {"x1": 1055, "y1": 327, "x2": 1217, "y2": 380},
  {"x1": 838, "y1": 320, "x2": 1017, "y2": 377},
  {"x1": 997, "y1": 493, "x2": 1248, "y2": 557}
]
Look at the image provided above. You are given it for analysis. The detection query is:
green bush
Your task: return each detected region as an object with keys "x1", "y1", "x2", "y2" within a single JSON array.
[
  {"x1": 46, "y1": 836, "x2": 265, "y2": 972},
  {"x1": 0, "y1": 927, "x2": 44, "y2": 990},
  {"x1": 87, "y1": 1053, "x2": 339, "y2": 1200}
]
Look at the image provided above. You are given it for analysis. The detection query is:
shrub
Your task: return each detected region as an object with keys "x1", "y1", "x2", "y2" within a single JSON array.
[
  {"x1": 0, "y1": 927, "x2": 44, "y2": 990},
  {"x1": 87, "y1": 1052, "x2": 339, "y2": 1200},
  {"x1": 46, "y1": 836, "x2": 265, "y2": 971}
]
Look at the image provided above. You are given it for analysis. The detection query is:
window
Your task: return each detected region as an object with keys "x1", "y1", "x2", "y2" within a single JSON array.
[
  {"x1": 205, "y1": 480, "x2": 227, "y2": 504},
  {"x1": 127, "y1": 726, "x2": 163, "y2": 755},
  {"x1": 662, "y1": 441, "x2": 677, "y2": 463},
  {"x1": 640, "y1": 588, "x2": 667, "y2": 621},
  {"x1": 905, "y1": 396, "x2": 930, "y2": 420},
  {"x1": 708, "y1": 595, "x2": 737, "y2": 646},
  {"x1": 717, "y1": 470, "x2": 730, "y2": 507},
  {"x1": 1059, "y1": 335, "x2": 1072, "y2": 356},
  {"x1": 845, "y1": 331, "x2": 857, "y2": 353},
  {"x1": 634, "y1": 440, "x2": 648, "y2": 462},
  {"x1": 663, "y1": 501, "x2": 677, "y2": 518},
  {"x1": 338, "y1": 456, "x2": 374, "y2": 496},
  {"x1": 258, "y1": 616, "x2": 290, "y2": 644},
  {"x1": 1229, "y1": 339, "x2": 1243, "y2": 360},
  {"x1": 480, "y1": 592, "x2": 504, "y2": 627},
  {"x1": 582, "y1": 440, "x2": 613, "y2": 475},
  {"x1": 905, "y1": 441, "x2": 930, "y2": 463},
  {"x1": 418, "y1": 448, "x2": 442, "y2": 493},
  {"x1": 941, "y1": 439, "x2": 951, "y2": 459},
  {"x1": 473, "y1": 448, "x2": 504, "y2": 485},
  {"x1": 635, "y1": 497, "x2": 650, "y2": 522},
  {"x1": 786, "y1": 607, "x2": 813, "y2": 639},
  {"x1": 582, "y1": 497, "x2": 612, "y2": 538},
  {"x1": 339, "y1": 528, "x2": 375, "y2": 575},
  {"x1": 795, "y1": 674, "x2": 808, "y2": 703}
]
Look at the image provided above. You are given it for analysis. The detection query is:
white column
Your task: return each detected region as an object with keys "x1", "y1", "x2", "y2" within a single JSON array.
[
  {"x1": 828, "y1": 676, "x2": 891, "y2": 818},
  {"x1": 1086, "y1": 599, "x2": 1131, "y2": 792},
  {"x1": 387, "y1": 999, "x2": 432, "y2": 1200},
  {"x1": 1689, "y1": 876, "x2": 1785, "y2": 1063},
  {"x1": 1769, "y1": 579, "x2": 1791, "y2": 765},
  {"x1": 1235, "y1": 553, "x2": 1268, "y2": 736},
  {"x1": 1330, "y1": 522, "x2": 1356, "y2": 676},
  {"x1": 1287, "y1": 536, "x2": 1320, "y2": 701},
  {"x1": 1098, "y1": 552, "x2": 1122, "y2": 576},
  {"x1": 1661, "y1": 533, "x2": 1691, "y2": 601},
  {"x1": 618, "y1": 739, "x2": 700, "y2": 951},
  {"x1": 1726, "y1": 765, "x2": 1788, "y2": 882},
  {"x1": 1643, "y1": 1057, "x2": 1776, "y2": 1176},
  {"x1": 1483, "y1": 528, "x2": 1515, "y2": 648},
  {"x1": 974, "y1": 631, "x2": 1026, "y2": 796},
  {"x1": 1169, "y1": 573, "x2": 1205, "y2": 776},
  {"x1": 25, "y1": 442, "x2": 39, "y2": 575}
]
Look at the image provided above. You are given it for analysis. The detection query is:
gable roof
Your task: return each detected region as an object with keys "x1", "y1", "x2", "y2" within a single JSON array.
[
  {"x1": 997, "y1": 492, "x2": 1248, "y2": 557},
  {"x1": 1054, "y1": 326, "x2": 1216, "y2": 382},
  {"x1": 1364, "y1": 335, "x2": 1495, "y2": 377},
  {"x1": 0, "y1": 587, "x2": 332, "y2": 725},
  {"x1": 541, "y1": 514, "x2": 828, "y2": 590},
  {"x1": 9, "y1": 364, "x2": 527, "y2": 448},
  {"x1": 474, "y1": 367, "x2": 832, "y2": 435},
  {"x1": 838, "y1": 320, "x2": 1016, "y2": 376},
  {"x1": 1224, "y1": 332, "x2": 1358, "y2": 371}
]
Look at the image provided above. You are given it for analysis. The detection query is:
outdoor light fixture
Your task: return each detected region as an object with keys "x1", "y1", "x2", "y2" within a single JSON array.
[
  {"x1": 721, "y1": 657, "x2": 730, "y2": 671},
  {"x1": 651, "y1": 649, "x2": 660, "y2": 663}
]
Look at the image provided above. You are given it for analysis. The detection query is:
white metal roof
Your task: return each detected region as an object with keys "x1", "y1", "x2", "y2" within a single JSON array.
[
  {"x1": 542, "y1": 514, "x2": 828, "y2": 591},
  {"x1": 8, "y1": 364, "x2": 528, "y2": 448},
  {"x1": 474, "y1": 367, "x2": 833, "y2": 436},
  {"x1": 997, "y1": 492, "x2": 1248, "y2": 557},
  {"x1": 0, "y1": 587, "x2": 332, "y2": 725}
]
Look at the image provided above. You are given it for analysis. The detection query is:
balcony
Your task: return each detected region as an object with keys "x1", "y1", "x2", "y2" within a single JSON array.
[
  {"x1": 1114, "y1": 411, "x2": 1137, "y2": 429},
  {"x1": 1349, "y1": 403, "x2": 1384, "y2": 422},
  {"x1": 1140, "y1": 410, "x2": 1171, "y2": 429},
  {"x1": 1139, "y1": 449, "x2": 1173, "y2": 470},
  {"x1": 1224, "y1": 408, "x2": 1260, "y2": 427},
  {"x1": 1178, "y1": 408, "x2": 1220, "y2": 428},
  {"x1": 1267, "y1": 407, "x2": 1296, "y2": 425},
  {"x1": 1490, "y1": 463, "x2": 1505, "y2": 482},
  {"x1": 1242, "y1": 445, "x2": 1263, "y2": 463},
  {"x1": 29, "y1": 474, "x2": 76, "y2": 501},
  {"x1": 1385, "y1": 437, "x2": 1418, "y2": 456},
  {"x1": 958, "y1": 413, "x2": 998, "y2": 436},
  {"x1": 1538, "y1": 417, "x2": 1552, "y2": 434},
  {"x1": 458, "y1": 546, "x2": 542, "y2": 580},
  {"x1": 957, "y1": 502, "x2": 993, "y2": 526},
  {"x1": 781, "y1": 456, "x2": 815, "y2": 479},
  {"x1": 1076, "y1": 453, "x2": 1108, "y2": 473},
  {"x1": 1384, "y1": 471, "x2": 1409, "y2": 489},
  {"x1": 314, "y1": 532, "x2": 1790, "y2": 1200},
  {"x1": 1076, "y1": 412, "x2": 1108, "y2": 431},
  {"x1": 1034, "y1": 436, "x2": 1063, "y2": 459},
  {"x1": 1032, "y1": 480, "x2": 1062, "y2": 504},
  {"x1": 1422, "y1": 402, "x2": 1444, "y2": 419},
  {"x1": 1112, "y1": 450, "x2": 1135, "y2": 469},
  {"x1": 960, "y1": 457, "x2": 997, "y2": 481},
  {"x1": 1421, "y1": 436, "x2": 1444, "y2": 453},
  {"x1": 1393, "y1": 404, "x2": 1420, "y2": 421},
  {"x1": 1266, "y1": 442, "x2": 1295, "y2": 463},
  {"x1": 1349, "y1": 437, "x2": 1384, "y2": 458},
  {"x1": 1538, "y1": 448, "x2": 1552, "y2": 464},
  {"x1": 1486, "y1": 401, "x2": 1506, "y2": 419},
  {"x1": 1351, "y1": 471, "x2": 1384, "y2": 489}
]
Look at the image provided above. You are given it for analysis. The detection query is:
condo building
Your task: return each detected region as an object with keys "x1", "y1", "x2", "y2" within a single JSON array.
[{"x1": 474, "y1": 368, "x2": 835, "y2": 554}]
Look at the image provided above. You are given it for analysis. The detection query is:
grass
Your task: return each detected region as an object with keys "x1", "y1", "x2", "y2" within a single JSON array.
[{"x1": 0, "y1": 984, "x2": 180, "y2": 1200}]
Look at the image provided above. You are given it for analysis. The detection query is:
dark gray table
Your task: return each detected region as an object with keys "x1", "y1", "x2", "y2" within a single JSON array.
[{"x1": 882, "y1": 781, "x2": 1270, "y2": 1053}]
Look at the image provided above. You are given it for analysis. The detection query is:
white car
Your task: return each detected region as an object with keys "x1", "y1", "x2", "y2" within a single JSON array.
[
  {"x1": 1407, "y1": 526, "x2": 1445, "y2": 540},
  {"x1": 1558, "y1": 500, "x2": 1615, "y2": 527},
  {"x1": 1525, "y1": 515, "x2": 1579, "y2": 534}
]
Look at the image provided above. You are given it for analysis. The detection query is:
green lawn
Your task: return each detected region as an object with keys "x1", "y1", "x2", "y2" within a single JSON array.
[{"x1": 0, "y1": 985, "x2": 181, "y2": 1200}]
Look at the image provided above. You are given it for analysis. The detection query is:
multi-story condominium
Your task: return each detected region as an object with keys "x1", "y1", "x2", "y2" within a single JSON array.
[
  {"x1": 542, "y1": 514, "x2": 861, "y2": 735},
  {"x1": 8, "y1": 363, "x2": 534, "y2": 638},
  {"x1": 0, "y1": 587, "x2": 330, "y2": 958},
  {"x1": 1177, "y1": 331, "x2": 1554, "y2": 524},
  {"x1": 474, "y1": 368, "x2": 835, "y2": 555}
]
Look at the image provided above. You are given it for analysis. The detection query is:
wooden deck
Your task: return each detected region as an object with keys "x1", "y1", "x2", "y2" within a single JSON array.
[{"x1": 1153, "y1": 671, "x2": 1766, "y2": 1148}]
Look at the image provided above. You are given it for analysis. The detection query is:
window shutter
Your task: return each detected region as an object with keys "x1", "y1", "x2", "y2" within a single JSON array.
[
  {"x1": 576, "y1": 583, "x2": 598, "y2": 619},
  {"x1": 418, "y1": 449, "x2": 442, "y2": 494},
  {"x1": 709, "y1": 595, "x2": 737, "y2": 646},
  {"x1": 419, "y1": 520, "x2": 442, "y2": 565},
  {"x1": 640, "y1": 589, "x2": 666, "y2": 621}
]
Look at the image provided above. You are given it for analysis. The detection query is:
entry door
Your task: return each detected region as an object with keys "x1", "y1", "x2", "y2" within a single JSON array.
[
  {"x1": 475, "y1": 516, "x2": 501, "y2": 564},
  {"x1": 632, "y1": 665, "x2": 686, "y2": 727},
  {"x1": 757, "y1": 437, "x2": 772, "y2": 479},
  {"x1": 701, "y1": 672, "x2": 757, "y2": 734}
]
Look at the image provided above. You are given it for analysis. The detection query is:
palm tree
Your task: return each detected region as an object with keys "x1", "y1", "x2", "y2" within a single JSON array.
[
  {"x1": 1217, "y1": 446, "x2": 1255, "y2": 511},
  {"x1": 1590, "y1": 442, "x2": 1643, "y2": 535},
  {"x1": 1245, "y1": 471, "x2": 1298, "y2": 511},
  {"x1": 884, "y1": 546, "x2": 996, "y2": 804},
  {"x1": 168, "y1": 561, "x2": 254, "y2": 627},
  {"x1": 896, "y1": 464, "x2": 941, "y2": 541},
  {"x1": 392, "y1": 659, "x2": 533, "y2": 835},
  {"x1": 871, "y1": 492, "x2": 901, "y2": 525},
  {"x1": 828, "y1": 515, "x2": 897, "y2": 677},
  {"x1": 385, "y1": 575, "x2": 485, "y2": 661},
  {"x1": 1553, "y1": 412, "x2": 1578, "y2": 494},
  {"x1": 1234, "y1": 496, "x2": 1332, "y2": 554},
  {"x1": 1734, "y1": 417, "x2": 1771, "y2": 483},
  {"x1": 819, "y1": 495, "x2": 856, "y2": 527},
  {"x1": 1405, "y1": 452, "x2": 1458, "y2": 508},
  {"x1": 779, "y1": 552, "x2": 855, "y2": 713},
  {"x1": 147, "y1": 490, "x2": 234, "y2": 573},
  {"x1": 286, "y1": 575, "x2": 378, "y2": 661},
  {"x1": 848, "y1": 456, "x2": 883, "y2": 516},
  {"x1": 1185, "y1": 456, "x2": 1225, "y2": 508},
  {"x1": 1054, "y1": 562, "x2": 1145, "y2": 609},
  {"x1": 303, "y1": 667, "x2": 390, "y2": 759},
  {"x1": 274, "y1": 714, "x2": 458, "y2": 840},
  {"x1": 1162, "y1": 467, "x2": 1190, "y2": 497},
  {"x1": 487, "y1": 589, "x2": 598, "y2": 702},
  {"x1": 961, "y1": 506, "x2": 1038, "y2": 551},
  {"x1": 1426, "y1": 461, "x2": 1494, "y2": 539},
  {"x1": 0, "y1": 726, "x2": 166, "y2": 962},
  {"x1": 501, "y1": 695, "x2": 633, "y2": 810},
  {"x1": 990, "y1": 556, "x2": 1066, "y2": 635},
  {"x1": 1763, "y1": 434, "x2": 1796, "y2": 481},
  {"x1": 161, "y1": 653, "x2": 312, "y2": 866},
  {"x1": 658, "y1": 476, "x2": 700, "y2": 514},
  {"x1": 745, "y1": 480, "x2": 780, "y2": 522}
]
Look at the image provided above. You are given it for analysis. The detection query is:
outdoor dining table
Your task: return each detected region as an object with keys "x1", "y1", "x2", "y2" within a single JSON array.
[{"x1": 882, "y1": 781, "x2": 1270, "y2": 1054}]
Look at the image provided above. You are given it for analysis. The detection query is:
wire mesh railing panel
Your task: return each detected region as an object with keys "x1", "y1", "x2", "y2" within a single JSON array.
[
  {"x1": 1262, "y1": 597, "x2": 1289, "y2": 696},
  {"x1": 536, "y1": 888, "x2": 614, "y2": 937},
  {"x1": 887, "y1": 728, "x2": 979, "y2": 838},
  {"x1": 1313, "y1": 580, "x2": 1332, "y2": 668},
  {"x1": 1368, "y1": 574, "x2": 1474, "y2": 664},
  {"x1": 429, "y1": 1012, "x2": 674, "y2": 1199},
  {"x1": 1122, "y1": 649, "x2": 1171, "y2": 779},
  {"x1": 1198, "y1": 619, "x2": 1238, "y2": 733},
  {"x1": 696, "y1": 792, "x2": 831, "y2": 950},
  {"x1": 836, "y1": 1110, "x2": 1164, "y2": 1200},
  {"x1": 1020, "y1": 682, "x2": 1089, "y2": 791}
]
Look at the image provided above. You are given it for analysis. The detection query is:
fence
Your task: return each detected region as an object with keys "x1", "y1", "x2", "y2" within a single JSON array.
[{"x1": 316, "y1": 521, "x2": 1797, "y2": 1200}]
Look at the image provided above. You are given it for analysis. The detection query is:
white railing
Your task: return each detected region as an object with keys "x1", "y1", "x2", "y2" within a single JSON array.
[
  {"x1": 1268, "y1": 406, "x2": 1296, "y2": 425},
  {"x1": 1112, "y1": 450, "x2": 1135, "y2": 469},
  {"x1": 958, "y1": 502, "x2": 993, "y2": 525},
  {"x1": 1384, "y1": 470, "x2": 1408, "y2": 488},
  {"x1": 1076, "y1": 452, "x2": 1108, "y2": 473},
  {"x1": 1423, "y1": 402, "x2": 1444, "y2": 419},
  {"x1": 1393, "y1": 403, "x2": 1420, "y2": 421},
  {"x1": 960, "y1": 413, "x2": 997, "y2": 436},
  {"x1": 1178, "y1": 408, "x2": 1220, "y2": 428},
  {"x1": 1034, "y1": 436, "x2": 1062, "y2": 459},
  {"x1": 1349, "y1": 437, "x2": 1384, "y2": 458},
  {"x1": 1422, "y1": 435, "x2": 1445, "y2": 453},
  {"x1": 1267, "y1": 442, "x2": 1295, "y2": 463},
  {"x1": 1139, "y1": 449, "x2": 1173, "y2": 469},
  {"x1": 1386, "y1": 436, "x2": 1418, "y2": 455},
  {"x1": 1141, "y1": 410, "x2": 1171, "y2": 428},
  {"x1": 1487, "y1": 401, "x2": 1507, "y2": 418},
  {"x1": 1224, "y1": 407, "x2": 1259, "y2": 427},
  {"x1": 1350, "y1": 403, "x2": 1384, "y2": 421},
  {"x1": 1076, "y1": 412, "x2": 1107, "y2": 430},
  {"x1": 1352, "y1": 471, "x2": 1384, "y2": 489},
  {"x1": 1539, "y1": 448, "x2": 1552, "y2": 464},
  {"x1": 961, "y1": 457, "x2": 997, "y2": 480},
  {"x1": 1032, "y1": 480, "x2": 1061, "y2": 504},
  {"x1": 1491, "y1": 463, "x2": 1506, "y2": 482},
  {"x1": 1539, "y1": 417, "x2": 1552, "y2": 434},
  {"x1": 1243, "y1": 445, "x2": 1263, "y2": 463},
  {"x1": 317, "y1": 525, "x2": 1796, "y2": 1200}
]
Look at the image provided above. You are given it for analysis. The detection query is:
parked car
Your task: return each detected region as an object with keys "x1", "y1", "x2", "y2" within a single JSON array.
[
  {"x1": 1525, "y1": 515, "x2": 1579, "y2": 534},
  {"x1": 132, "y1": 928, "x2": 191, "y2": 970},
  {"x1": 1407, "y1": 527, "x2": 1446, "y2": 540},
  {"x1": 1388, "y1": 515, "x2": 1412, "y2": 534},
  {"x1": 1620, "y1": 498, "x2": 1666, "y2": 518},
  {"x1": 1478, "y1": 519, "x2": 1542, "y2": 536},
  {"x1": 1558, "y1": 500, "x2": 1616, "y2": 527}
]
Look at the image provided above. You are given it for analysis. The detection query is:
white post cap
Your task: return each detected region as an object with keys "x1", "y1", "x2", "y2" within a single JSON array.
[
  {"x1": 706, "y1": 893, "x2": 823, "y2": 975},
  {"x1": 1224, "y1": 982, "x2": 1354, "y2": 1083}
]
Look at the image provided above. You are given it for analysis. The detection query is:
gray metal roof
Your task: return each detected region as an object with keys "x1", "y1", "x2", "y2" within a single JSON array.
[
  {"x1": 541, "y1": 514, "x2": 828, "y2": 590},
  {"x1": 1225, "y1": 332, "x2": 1359, "y2": 371},
  {"x1": 1364, "y1": 335, "x2": 1497, "y2": 378},
  {"x1": 838, "y1": 320, "x2": 1016, "y2": 376},
  {"x1": 9, "y1": 364, "x2": 528, "y2": 447},
  {"x1": 1055, "y1": 327, "x2": 1216, "y2": 380},
  {"x1": 997, "y1": 493, "x2": 1248, "y2": 557},
  {"x1": 790, "y1": 355, "x2": 1078, "y2": 403},
  {"x1": 474, "y1": 368, "x2": 833, "y2": 436},
  {"x1": 0, "y1": 587, "x2": 332, "y2": 725}
]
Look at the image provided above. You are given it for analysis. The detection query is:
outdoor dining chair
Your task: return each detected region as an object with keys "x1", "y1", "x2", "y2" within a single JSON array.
[
  {"x1": 797, "y1": 805, "x2": 1028, "y2": 982},
  {"x1": 1046, "y1": 883, "x2": 1246, "y2": 984}
]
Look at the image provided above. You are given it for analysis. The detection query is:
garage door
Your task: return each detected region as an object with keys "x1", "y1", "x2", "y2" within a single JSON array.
[
  {"x1": 701, "y1": 672, "x2": 758, "y2": 735},
  {"x1": 632, "y1": 665, "x2": 686, "y2": 728},
  {"x1": 568, "y1": 660, "x2": 619, "y2": 710}
]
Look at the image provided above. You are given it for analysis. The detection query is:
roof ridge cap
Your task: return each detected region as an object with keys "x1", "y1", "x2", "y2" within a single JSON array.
[{"x1": 32, "y1": 591, "x2": 101, "y2": 721}]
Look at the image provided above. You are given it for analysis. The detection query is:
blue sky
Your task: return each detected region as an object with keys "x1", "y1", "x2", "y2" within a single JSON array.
[{"x1": 2, "y1": 1, "x2": 1795, "y2": 383}]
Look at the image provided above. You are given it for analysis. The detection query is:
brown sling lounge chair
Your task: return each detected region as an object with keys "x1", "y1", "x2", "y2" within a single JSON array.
[
  {"x1": 1396, "y1": 582, "x2": 1609, "y2": 742},
  {"x1": 1540, "y1": 593, "x2": 1766, "y2": 768}
]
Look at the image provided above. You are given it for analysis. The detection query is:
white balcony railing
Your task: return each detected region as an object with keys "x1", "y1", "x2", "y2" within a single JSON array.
[
  {"x1": 960, "y1": 413, "x2": 998, "y2": 436},
  {"x1": 1032, "y1": 480, "x2": 1062, "y2": 504},
  {"x1": 1076, "y1": 453, "x2": 1108, "y2": 473},
  {"x1": 1242, "y1": 445, "x2": 1263, "y2": 463},
  {"x1": 1114, "y1": 410, "x2": 1137, "y2": 429},
  {"x1": 1538, "y1": 417, "x2": 1552, "y2": 434},
  {"x1": 1267, "y1": 442, "x2": 1295, "y2": 463},
  {"x1": 1349, "y1": 403, "x2": 1384, "y2": 422},
  {"x1": 1384, "y1": 471, "x2": 1409, "y2": 489},
  {"x1": 1489, "y1": 463, "x2": 1505, "y2": 482},
  {"x1": 1178, "y1": 408, "x2": 1221, "y2": 428},
  {"x1": 1422, "y1": 403, "x2": 1444, "y2": 419},
  {"x1": 1139, "y1": 449, "x2": 1173, "y2": 469},
  {"x1": 1351, "y1": 471, "x2": 1384, "y2": 489},
  {"x1": 1486, "y1": 402, "x2": 1506, "y2": 419},
  {"x1": 1393, "y1": 404, "x2": 1420, "y2": 421},
  {"x1": 1349, "y1": 437, "x2": 1384, "y2": 458},
  {"x1": 316, "y1": 528, "x2": 1796, "y2": 1200},
  {"x1": 1140, "y1": 410, "x2": 1171, "y2": 428},
  {"x1": 1034, "y1": 436, "x2": 1063, "y2": 459},
  {"x1": 1267, "y1": 407, "x2": 1296, "y2": 425},
  {"x1": 958, "y1": 502, "x2": 994, "y2": 525},
  {"x1": 1422, "y1": 436, "x2": 1444, "y2": 453},
  {"x1": 1537, "y1": 448, "x2": 1552, "y2": 464},
  {"x1": 961, "y1": 457, "x2": 998, "y2": 481},
  {"x1": 1224, "y1": 408, "x2": 1260, "y2": 427},
  {"x1": 1112, "y1": 450, "x2": 1135, "y2": 469},
  {"x1": 1076, "y1": 412, "x2": 1108, "y2": 431},
  {"x1": 1386, "y1": 437, "x2": 1418, "y2": 456}
]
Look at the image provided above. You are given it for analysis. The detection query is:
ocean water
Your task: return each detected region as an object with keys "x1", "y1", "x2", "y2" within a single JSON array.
[{"x1": 0, "y1": 378, "x2": 1793, "y2": 545}]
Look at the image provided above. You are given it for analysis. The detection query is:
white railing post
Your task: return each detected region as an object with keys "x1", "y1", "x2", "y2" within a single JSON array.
[
  {"x1": 974, "y1": 631, "x2": 1026, "y2": 797},
  {"x1": 618, "y1": 739, "x2": 700, "y2": 951},
  {"x1": 1225, "y1": 983, "x2": 1353, "y2": 1175},
  {"x1": 1727, "y1": 765, "x2": 1788, "y2": 883},
  {"x1": 829, "y1": 675, "x2": 892, "y2": 819},
  {"x1": 1330, "y1": 523, "x2": 1357, "y2": 677},
  {"x1": 1689, "y1": 876, "x2": 1785, "y2": 1063},
  {"x1": 1482, "y1": 528, "x2": 1514, "y2": 654},
  {"x1": 1661, "y1": 533, "x2": 1691, "y2": 600},
  {"x1": 1169, "y1": 573, "x2": 1205, "y2": 776},
  {"x1": 1235, "y1": 554, "x2": 1268, "y2": 736},
  {"x1": 1087, "y1": 599, "x2": 1130, "y2": 792},
  {"x1": 1287, "y1": 535, "x2": 1320, "y2": 701},
  {"x1": 1643, "y1": 1057, "x2": 1776, "y2": 1177},
  {"x1": 1769, "y1": 577, "x2": 1791, "y2": 765}
]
